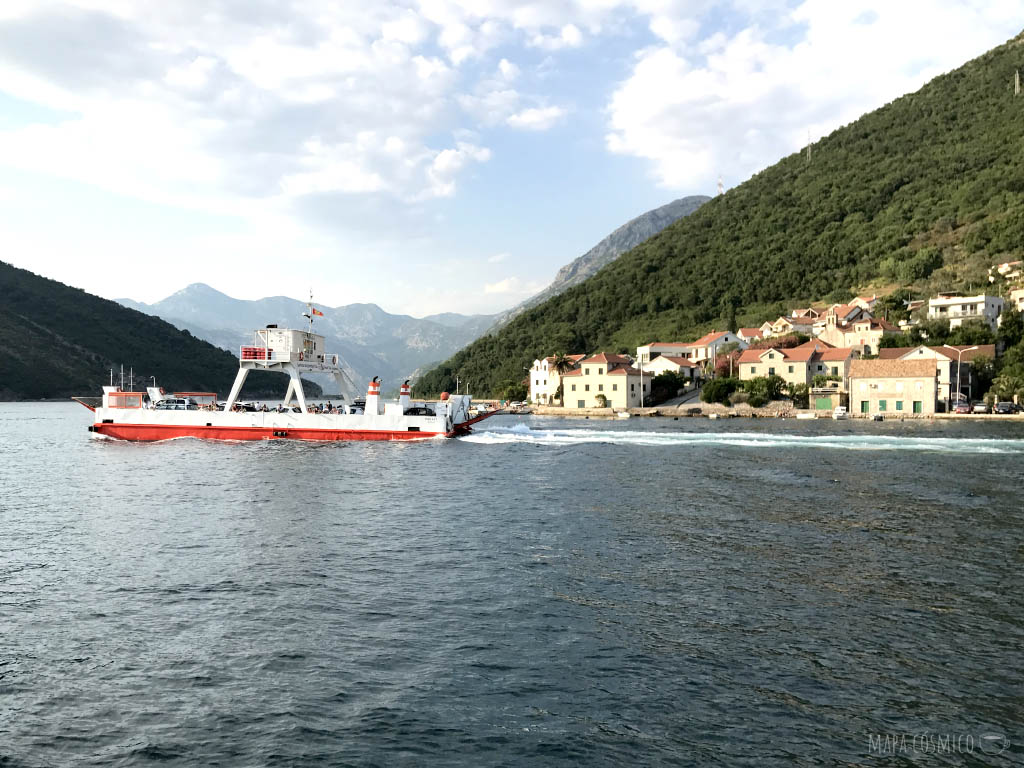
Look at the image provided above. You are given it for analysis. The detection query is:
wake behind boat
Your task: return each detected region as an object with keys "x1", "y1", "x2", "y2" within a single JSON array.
[{"x1": 73, "y1": 316, "x2": 497, "y2": 442}]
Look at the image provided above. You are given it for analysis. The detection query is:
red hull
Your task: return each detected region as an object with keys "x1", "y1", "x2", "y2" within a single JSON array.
[{"x1": 92, "y1": 423, "x2": 446, "y2": 442}]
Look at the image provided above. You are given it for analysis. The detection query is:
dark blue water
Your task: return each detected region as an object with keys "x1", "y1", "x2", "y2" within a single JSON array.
[{"x1": 2, "y1": 403, "x2": 1022, "y2": 766}]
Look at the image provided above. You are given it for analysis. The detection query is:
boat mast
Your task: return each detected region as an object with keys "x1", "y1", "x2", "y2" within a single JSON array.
[{"x1": 303, "y1": 288, "x2": 314, "y2": 333}]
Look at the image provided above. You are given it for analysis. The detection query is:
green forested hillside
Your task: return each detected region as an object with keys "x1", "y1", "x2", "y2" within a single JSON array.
[
  {"x1": 0, "y1": 262, "x2": 321, "y2": 400},
  {"x1": 417, "y1": 31, "x2": 1024, "y2": 397}
]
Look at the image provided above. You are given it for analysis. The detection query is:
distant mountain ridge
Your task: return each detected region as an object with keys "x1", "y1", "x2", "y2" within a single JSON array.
[
  {"x1": 0, "y1": 262, "x2": 320, "y2": 400},
  {"x1": 486, "y1": 195, "x2": 710, "y2": 331},
  {"x1": 118, "y1": 285, "x2": 496, "y2": 392}
]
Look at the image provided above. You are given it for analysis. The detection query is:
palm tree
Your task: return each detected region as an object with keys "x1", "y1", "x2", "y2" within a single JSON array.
[
  {"x1": 992, "y1": 374, "x2": 1024, "y2": 402},
  {"x1": 551, "y1": 353, "x2": 575, "y2": 406}
]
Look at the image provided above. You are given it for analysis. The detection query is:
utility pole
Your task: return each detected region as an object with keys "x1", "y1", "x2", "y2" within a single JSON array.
[
  {"x1": 805, "y1": 129, "x2": 812, "y2": 164},
  {"x1": 717, "y1": 175, "x2": 724, "y2": 196}
]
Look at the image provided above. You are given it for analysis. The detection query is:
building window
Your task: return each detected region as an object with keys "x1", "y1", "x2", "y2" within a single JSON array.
[
  {"x1": 631, "y1": 384, "x2": 635, "y2": 392},
  {"x1": 585, "y1": 384, "x2": 590, "y2": 392},
  {"x1": 612, "y1": 384, "x2": 618, "y2": 391},
  {"x1": 913, "y1": 400, "x2": 922, "y2": 413},
  {"x1": 578, "y1": 400, "x2": 585, "y2": 408},
  {"x1": 598, "y1": 384, "x2": 604, "y2": 391},
  {"x1": 861, "y1": 401, "x2": 869, "y2": 413},
  {"x1": 585, "y1": 368, "x2": 590, "y2": 375},
  {"x1": 598, "y1": 367, "x2": 603, "y2": 375},
  {"x1": 879, "y1": 400, "x2": 887, "y2": 411},
  {"x1": 751, "y1": 366, "x2": 756, "y2": 374},
  {"x1": 769, "y1": 367, "x2": 775, "y2": 375},
  {"x1": 896, "y1": 401, "x2": 903, "y2": 411},
  {"x1": 831, "y1": 366, "x2": 838, "y2": 376},
  {"x1": 788, "y1": 365, "x2": 794, "y2": 373},
  {"x1": 571, "y1": 384, "x2": 576, "y2": 391}
]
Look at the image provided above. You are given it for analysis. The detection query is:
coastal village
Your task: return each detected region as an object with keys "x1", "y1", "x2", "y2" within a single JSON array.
[{"x1": 525, "y1": 280, "x2": 1024, "y2": 418}]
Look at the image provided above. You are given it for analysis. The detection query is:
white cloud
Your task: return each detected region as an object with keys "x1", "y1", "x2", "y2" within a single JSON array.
[
  {"x1": 497, "y1": 57, "x2": 520, "y2": 80},
  {"x1": 458, "y1": 87, "x2": 521, "y2": 125},
  {"x1": 530, "y1": 22, "x2": 584, "y2": 50},
  {"x1": 606, "y1": 0, "x2": 1021, "y2": 191},
  {"x1": 426, "y1": 142, "x2": 491, "y2": 197},
  {"x1": 488, "y1": 252, "x2": 508, "y2": 263},
  {"x1": 507, "y1": 105, "x2": 568, "y2": 131}
]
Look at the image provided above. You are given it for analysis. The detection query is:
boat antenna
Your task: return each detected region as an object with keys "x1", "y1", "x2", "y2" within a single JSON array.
[{"x1": 120, "y1": 364, "x2": 125, "y2": 391}]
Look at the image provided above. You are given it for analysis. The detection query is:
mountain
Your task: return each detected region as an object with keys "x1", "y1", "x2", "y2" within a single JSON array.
[
  {"x1": 0, "y1": 262, "x2": 321, "y2": 400},
  {"x1": 117, "y1": 285, "x2": 496, "y2": 392},
  {"x1": 486, "y1": 195, "x2": 710, "y2": 331},
  {"x1": 415, "y1": 31, "x2": 1024, "y2": 397}
]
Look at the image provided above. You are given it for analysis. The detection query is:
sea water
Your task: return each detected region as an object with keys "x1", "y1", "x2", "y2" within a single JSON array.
[{"x1": 1, "y1": 403, "x2": 1021, "y2": 766}]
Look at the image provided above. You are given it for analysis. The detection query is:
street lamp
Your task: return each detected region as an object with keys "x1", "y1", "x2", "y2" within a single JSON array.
[{"x1": 954, "y1": 345, "x2": 978, "y2": 410}]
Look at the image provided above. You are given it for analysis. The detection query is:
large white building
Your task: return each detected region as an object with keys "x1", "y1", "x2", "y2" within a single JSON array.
[
  {"x1": 528, "y1": 354, "x2": 585, "y2": 404},
  {"x1": 927, "y1": 293, "x2": 1004, "y2": 331}
]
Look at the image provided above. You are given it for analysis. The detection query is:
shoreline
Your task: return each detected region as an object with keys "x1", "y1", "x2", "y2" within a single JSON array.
[{"x1": 524, "y1": 404, "x2": 1024, "y2": 421}]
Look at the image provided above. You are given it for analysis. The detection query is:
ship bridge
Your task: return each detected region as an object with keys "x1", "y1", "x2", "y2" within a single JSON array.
[{"x1": 225, "y1": 325, "x2": 351, "y2": 412}]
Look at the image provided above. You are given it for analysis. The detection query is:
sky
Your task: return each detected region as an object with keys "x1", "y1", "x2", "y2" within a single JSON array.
[{"x1": 0, "y1": 1, "x2": 1019, "y2": 317}]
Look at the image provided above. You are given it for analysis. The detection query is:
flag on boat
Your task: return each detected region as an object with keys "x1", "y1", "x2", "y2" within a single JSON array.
[{"x1": 312, "y1": 307, "x2": 324, "y2": 316}]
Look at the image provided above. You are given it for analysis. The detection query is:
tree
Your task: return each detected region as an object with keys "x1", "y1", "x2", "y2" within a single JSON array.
[
  {"x1": 650, "y1": 371, "x2": 688, "y2": 404},
  {"x1": 970, "y1": 354, "x2": 996, "y2": 396},
  {"x1": 998, "y1": 307, "x2": 1024, "y2": 349},
  {"x1": 990, "y1": 373, "x2": 1024, "y2": 402},
  {"x1": 714, "y1": 342, "x2": 743, "y2": 377},
  {"x1": 551, "y1": 353, "x2": 576, "y2": 406},
  {"x1": 947, "y1": 320, "x2": 995, "y2": 347},
  {"x1": 786, "y1": 383, "x2": 810, "y2": 409},
  {"x1": 501, "y1": 381, "x2": 527, "y2": 402},
  {"x1": 743, "y1": 375, "x2": 785, "y2": 407},
  {"x1": 748, "y1": 334, "x2": 806, "y2": 349},
  {"x1": 595, "y1": 393, "x2": 609, "y2": 408},
  {"x1": 879, "y1": 333, "x2": 914, "y2": 349},
  {"x1": 701, "y1": 377, "x2": 739, "y2": 404}
]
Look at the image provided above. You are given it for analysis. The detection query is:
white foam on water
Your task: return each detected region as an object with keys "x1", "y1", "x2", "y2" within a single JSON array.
[{"x1": 459, "y1": 426, "x2": 1024, "y2": 454}]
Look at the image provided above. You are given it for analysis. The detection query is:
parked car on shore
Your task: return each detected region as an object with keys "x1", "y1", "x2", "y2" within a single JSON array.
[
  {"x1": 995, "y1": 401, "x2": 1020, "y2": 414},
  {"x1": 972, "y1": 401, "x2": 991, "y2": 414},
  {"x1": 953, "y1": 402, "x2": 972, "y2": 414}
]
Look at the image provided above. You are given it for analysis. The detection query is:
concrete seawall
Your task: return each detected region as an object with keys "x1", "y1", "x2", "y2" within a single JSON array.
[{"x1": 526, "y1": 404, "x2": 1024, "y2": 421}]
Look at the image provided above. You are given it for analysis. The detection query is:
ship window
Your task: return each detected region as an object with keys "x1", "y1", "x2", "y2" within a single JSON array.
[{"x1": 109, "y1": 393, "x2": 143, "y2": 408}]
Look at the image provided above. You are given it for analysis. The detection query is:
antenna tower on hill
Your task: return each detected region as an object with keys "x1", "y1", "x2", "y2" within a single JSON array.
[{"x1": 717, "y1": 175, "x2": 724, "y2": 195}]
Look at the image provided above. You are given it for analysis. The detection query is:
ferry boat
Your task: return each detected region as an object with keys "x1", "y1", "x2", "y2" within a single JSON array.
[{"x1": 74, "y1": 321, "x2": 496, "y2": 442}]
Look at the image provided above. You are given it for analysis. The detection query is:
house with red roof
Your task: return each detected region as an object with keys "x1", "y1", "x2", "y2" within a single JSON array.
[
  {"x1": 817, "y1": 315, "x2": 900, "y2": 355},
  {"x1": 876, "y1": 344, "x2": 995, "y2": 408},
  {"x1": 850, "y1": 359, "x2": 938, "y2": 415},
  {"x1": 641, "y1": 355, "x2": 700, "y2": 379},
  {"x1": 636, "y1": 331, "x2": 745, "y2": 367},
  {"x1": 738, "y1": 340, "x2": 858, "y2": 391},
  {"x1": 561, "y1": 353, "x2": 651, "y2": 409},
  {"x1": 765, "y1": 315, "x2": 817, "y2": 338}
]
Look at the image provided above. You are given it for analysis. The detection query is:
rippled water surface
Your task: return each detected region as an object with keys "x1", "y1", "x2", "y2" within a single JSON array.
[{"x1": 2, "y1": 403, "x2": 1022, "y2": 766}]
